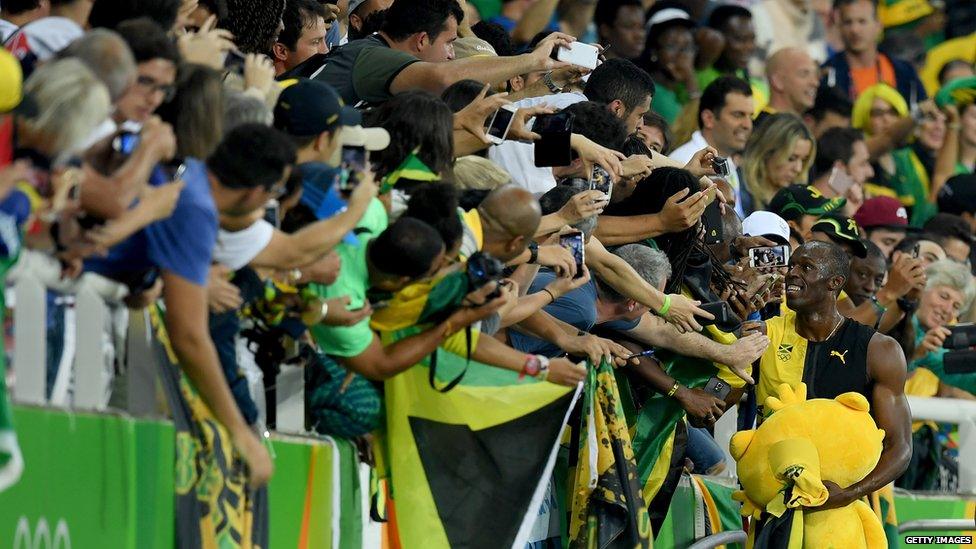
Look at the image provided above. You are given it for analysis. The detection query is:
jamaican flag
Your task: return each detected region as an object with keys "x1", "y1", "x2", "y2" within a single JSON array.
[
  {"x1": 371, "y1": 269, "x2": 580, "y2": 548},
  {"x1": 625, "y1": 324, "x2": 747, "y2": 532},
  {"x1": 379, "y1": 152, "x2": 440, "y2": 194},
  {"x1": 377, "y1": 329, "x2": 580, "y2": 548},
  {"x1": 149, "y1": 306, "x2": 269, "y2": 548},
  {"x1": 569, "y1": 358, "x2": 653, "y2": 548}
]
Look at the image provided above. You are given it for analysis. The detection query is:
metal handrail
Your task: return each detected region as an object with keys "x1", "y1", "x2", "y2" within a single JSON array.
[
  {"x1": 687, "y1": 530, "x2": 748, "y2": 549},
  {"x1": 899, "y1": 519, "x2": 976, "y2": 533}
]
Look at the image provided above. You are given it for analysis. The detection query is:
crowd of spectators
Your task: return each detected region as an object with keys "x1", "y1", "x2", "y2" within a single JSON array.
[{"x1": 2, "y1": 0, "x2": 976, "y2": 544}]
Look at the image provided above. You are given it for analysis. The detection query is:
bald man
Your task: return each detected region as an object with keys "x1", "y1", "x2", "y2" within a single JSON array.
[
  {"x1": 460, "y1": 184, "x2": 543, "y2": 263},
  {"x1": 756, "y1": 47, "x2": 819, "y2": 125}
]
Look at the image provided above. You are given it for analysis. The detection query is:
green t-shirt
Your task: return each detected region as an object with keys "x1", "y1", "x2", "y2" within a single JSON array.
[
  {"x1": 650, "y1": 83, "x2": 688, "y2": 125},
  {"x1": 315, "y1": 35, "x2": 419, "y2": 105},
  {"x1": 309, "y1": 198, "x2": 388, "y2": 358}
]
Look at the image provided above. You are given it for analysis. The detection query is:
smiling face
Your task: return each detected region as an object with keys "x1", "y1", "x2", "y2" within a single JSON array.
[
  {"x1": 784, "y1": 244, "x2": 847, "y2": 309},
  {"x1": 918, "y1": 284, "x2": 965, "y2": 330},
  {"x1": 916, "y1": 109, "x2": 947, "y2": 151},
  {"x1": 706, "y1": 92, "x2": 754, "y2": 155},
  {"x1": 766, "y1": 137, "x2": 813, "y2": 189}
]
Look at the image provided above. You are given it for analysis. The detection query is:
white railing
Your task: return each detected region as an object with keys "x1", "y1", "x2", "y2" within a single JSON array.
[{"x1": 906, "y1": 395, "x2": 976, "y2": 494}]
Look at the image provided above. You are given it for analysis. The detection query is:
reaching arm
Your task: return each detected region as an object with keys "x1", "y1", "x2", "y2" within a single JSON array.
[
  {"x1": 161, "y1": 271, "x2": 272, "y2": 486},
  {"x1": 594, "y1": 214, "x2": 669, "y2": 245},
  {"x1": 250, "y1": 184, "x2": 377, "y2": 269},
  {"x1": 820, "y1": 334, "x2": 911, "y2": 509}
]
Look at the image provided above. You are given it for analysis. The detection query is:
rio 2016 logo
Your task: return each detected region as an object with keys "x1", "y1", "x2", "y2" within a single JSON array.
[{"x1": 13, "y1": 517, "x2": 71, "y2": 549}]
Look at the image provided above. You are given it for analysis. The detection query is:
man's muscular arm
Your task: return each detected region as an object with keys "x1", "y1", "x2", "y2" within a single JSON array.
[{"x1": 818, "y1": 333, "x2": 911, "y2": 509}]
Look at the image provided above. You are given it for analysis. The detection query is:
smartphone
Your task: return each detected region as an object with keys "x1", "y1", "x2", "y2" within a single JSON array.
[
  {"x1": 625, "y1": 349, "x2": 656, "y2": 360},
  {"x1": 704, "y1": 377, "x2": 732, "y2": 400},
  {"x1": 486, "y1": 104, "x2": 517, "y2": 145},
  {"x1": 533, "y1": 112, "x2": 574, "y2": 168},
  {"x1": 112, "y1": 131, "x2": 140, "y2": 157},
  {"x1": 712, "y1": 156, "x2": 731, "y2": 177},
  {"x1": 369, "y1": 300, "x2": 390, "y2": 311},
  {"x1": 224, "y1": 49, "x2": 246, "y2": 74},
  {"x1": 559, "y1": 230, "x2": 585, "y2": 279},
  {"x1": 749, "y1": 245, "x2": 790, "y2": 269},
  {"x1": 697, "y1": 301, "x2": 732, "y2": 327},
  {"x1": 589, "y1": 165, "x2": 612, "y2": 201},
  {"x1": 550, "y1": 42, "x2": 600, "y2": 70},
  {"x1": 827, "y1": 166, "x2": 855, "y2": 195},
  {"x1": 264, "y1": 199, "x2": 280, "y2": 228},
  {"x1": 701, "y1": 198, "x2": 723, "y2": 245},
  {"x1": 339, "y1": 146, "x2": 367, "y2": 193}
]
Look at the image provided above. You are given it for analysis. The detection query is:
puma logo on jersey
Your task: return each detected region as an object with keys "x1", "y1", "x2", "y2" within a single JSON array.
[{"x1": 830, "y1": 350, "x2": 848, "y2": 365}]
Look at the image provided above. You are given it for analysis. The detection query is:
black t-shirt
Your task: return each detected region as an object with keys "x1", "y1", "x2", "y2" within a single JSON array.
[{"x1": 280, "y1": 34, "x2": 420, "y2": 106}]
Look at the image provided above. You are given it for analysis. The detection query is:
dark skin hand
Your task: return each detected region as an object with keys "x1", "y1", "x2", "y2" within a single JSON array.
[{"x1": 812, "y1": 333, "x2": 911, "y2": 511}]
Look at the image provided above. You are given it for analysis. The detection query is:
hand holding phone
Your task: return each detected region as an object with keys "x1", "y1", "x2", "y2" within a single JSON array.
[
  {"x1": 559, "y1": 230, "x2": 585, "y2": 279},
  {"x1": 533, "y1": 112, "x2": 574, "y2": 168},
  {"x1": 485, "y1": 104, "x2": 517, "y2": 145},
  {"x1": 749, "y1": 245, "x2": 790, "y2": 269},
  {"x1": 550, "y1": 42, "x2": 600, "y2": 70},
  {"x1": 339, "y1": 146, "x2": 368, "y2": 193},
  {"x1": 827, "y1": 166, "x2": 855, "y2": 195}
]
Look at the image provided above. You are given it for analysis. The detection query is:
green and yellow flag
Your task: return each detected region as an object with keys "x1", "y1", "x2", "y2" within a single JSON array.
[
  {"x1": 377, "y1": 327, "x2": 580, "y2": 548},
  {"x1": 569, "y1": 359, "x2": 653, "y2": 548},
  {"x1": 380, "y1": 152, "x2": 440, "y2": 194}
]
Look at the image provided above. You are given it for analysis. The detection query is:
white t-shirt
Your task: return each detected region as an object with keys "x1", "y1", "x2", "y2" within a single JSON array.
[
  {"x1": 213, "y1": 219, "x2": 276, "y2": 271},
  {"x1": 5, "y1": 16, "x2": 83, "y2": 61},
  {"x1": 0, "y1": 19, "x2": 18, "y2": 42},
  {"x1": 488, "y1": 92, "x2": 587, "y2": 196}
]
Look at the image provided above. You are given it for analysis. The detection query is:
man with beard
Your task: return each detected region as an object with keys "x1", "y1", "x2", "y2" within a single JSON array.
[{"x1": 743, "y1": 241, "x2": 911, "y2": 513}]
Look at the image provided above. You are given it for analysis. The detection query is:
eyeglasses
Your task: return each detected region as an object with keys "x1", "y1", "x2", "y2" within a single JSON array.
[{"x1": 135, "y1": 75, "x2": 176, "y2": 102}]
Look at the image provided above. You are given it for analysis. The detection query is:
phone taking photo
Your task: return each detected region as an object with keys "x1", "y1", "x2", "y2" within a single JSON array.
[
  {"x1": 486, "y1": 104, "x2": 517, "y2": 145},
  {"x1": 827, "y1": 165, "x2": 855, "y2": 195},
  {"x1": 550, "y1": 42, "x2": 600, "y2": 70},
  {"x1": 559, "y1": 230, "x2": 585, "y2": 279},
  {"x1": 749, "y1": 245, "x2": 791, "y2": 269},
  {"x1": 533, "y1": 112, "x2": 574, "y2": 168},
  {"x1": 339, "y1": 146, "x2": 367, "y2": 193},
  {"x1": 589, "y1": 165, "x2": 612, "y2": 201},
  {"x1": 264, "y1": 199, "x2": 280, "y2": 228}
]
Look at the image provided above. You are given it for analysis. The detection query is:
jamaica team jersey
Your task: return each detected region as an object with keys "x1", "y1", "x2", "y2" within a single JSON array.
[{"x1": 757, "y1": 309, "x2": 876, "y2": 420}]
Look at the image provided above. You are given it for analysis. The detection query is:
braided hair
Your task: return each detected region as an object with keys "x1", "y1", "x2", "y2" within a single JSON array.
[
  {"x1": 223, "y1": 0, "x2": 286, "y2": 54},
  {"x1": 640, "y1": 168, "x2": 739, "y2": 298}
]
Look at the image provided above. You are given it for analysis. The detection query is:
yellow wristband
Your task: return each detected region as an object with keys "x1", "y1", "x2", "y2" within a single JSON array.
[
  {"x1": 657, "y1": 294, "x2": 672, "y2": 317},
  {"x1": 667, "y1": 381, "x2": 680, "y2": 397}
]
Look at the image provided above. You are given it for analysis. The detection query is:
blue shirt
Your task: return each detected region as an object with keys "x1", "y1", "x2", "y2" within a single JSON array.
[
  {"x1": 508, "y1": 270, "x2": 639, "y2": 357},
  {"x1": 85, "y1": 159, "x2": 218, "y2": 287},
  {"x1": 0, "y1": 189, "x2": 31, "y2": 259}
]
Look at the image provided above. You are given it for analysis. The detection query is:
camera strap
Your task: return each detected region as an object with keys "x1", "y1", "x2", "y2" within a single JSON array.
[{"x1": 427, "y1": 325, "x2": 473, "y2": 393}]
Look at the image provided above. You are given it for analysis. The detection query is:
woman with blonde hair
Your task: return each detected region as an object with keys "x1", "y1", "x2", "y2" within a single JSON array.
[{"x1": 741, "y1": 113, "x2": 816, "y2": 213}]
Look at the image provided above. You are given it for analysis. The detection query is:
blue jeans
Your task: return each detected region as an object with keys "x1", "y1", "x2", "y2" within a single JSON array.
[{"x1": 685, "y1": 424, "x2": 726, "y2": 475}]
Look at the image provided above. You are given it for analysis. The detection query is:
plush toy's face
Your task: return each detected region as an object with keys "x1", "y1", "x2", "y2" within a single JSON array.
[{"x1": 730, "y1": 384, "x2": 886, "y2": 514}]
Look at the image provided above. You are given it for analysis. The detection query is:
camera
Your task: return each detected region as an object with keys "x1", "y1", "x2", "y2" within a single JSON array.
[
  {"x1": 943, "y1": 323, "x2": 976, "y2": 351},
  {"x1": 712, "y1": 156, "x2": 731, "y2": 177},
  {"x1": 466, "y1": 251, "x2": 505, "y2": 300}
]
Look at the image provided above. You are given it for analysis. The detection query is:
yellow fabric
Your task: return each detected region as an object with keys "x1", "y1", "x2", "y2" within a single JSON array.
[
  {"x1": 639, "y1": 426, "x2": 676, "y2": 506},
  {"x1": 460, "y1": 208, "x2": 483, "y2": 261},
  {"x1": 757, "y1": 310, "x2": 808, "y2": 412},
  {"x1": 905, "y1": 368, "x2": 939, "y2": 432},
  {"x1": 0, "y1": 49, "x2": 24, "y2": 113},
  {"x1": 920, "y1": 33, "x2": 976, "y2": 96},
  {"x1": 852, "y1": 84, "x2": 909, "y2": 136},
  {"x1": 731, "y1": 383, "x2": 887, "y2": 548},
  {"x1": 879, "y1": 0, "x2": 933, "y2": 28}
]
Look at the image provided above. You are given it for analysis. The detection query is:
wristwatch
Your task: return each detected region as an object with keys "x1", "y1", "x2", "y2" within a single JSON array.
[
  {"x1": 527, "y1": 241, "x2": 539, "y2": 264},
  {"x1": 543, "y1": 72, "x2": 563, "y2": 94},
  {"x1": 521, "y1": 354, "x2": 550, "y2": 381}
]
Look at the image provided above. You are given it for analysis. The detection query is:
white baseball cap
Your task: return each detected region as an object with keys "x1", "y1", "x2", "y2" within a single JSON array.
[{"x1": 742, "y1": 211, "x2": 791, "y2": 245}]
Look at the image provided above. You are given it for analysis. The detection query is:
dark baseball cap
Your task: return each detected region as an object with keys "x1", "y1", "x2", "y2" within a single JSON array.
[
  {"x1": 853, "y1": 196, "x2": 914, "y2": 230},
  {"x1": 274, "y1": 78, "x2": 361, "y2": 137},
  {"x1": 768, "y1": 185, "x2": 846, "y2": 222},
  {"x1": 937, "y1": 174, "x2": 976, "y2": 216},
  {"x1": 811, "y1": 214, "x2": 868, "y2": 258}
]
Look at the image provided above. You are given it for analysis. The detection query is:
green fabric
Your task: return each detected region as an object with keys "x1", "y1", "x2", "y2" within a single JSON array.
[
  {"x1": 910, "y1": 315, "x2": 976, "y2": 393},
  {"x1": 891, "y1": 147, "x2": 938, "y2": 226},
  {"x1": 310, "y1": 198, "x2": 388, "y2": 358},
  {"x1": 352, "y1": 45, "x2": 421, "y2": 104},
  {"x1": 701, "y1": 477, "x2": 746, "y2": 536},
  {"x1": 651, "y1": 83, "x2": 689, "y2": 125},
  {"x1": 955, "y1": 161, "x2": 974, "y2": 176},
  {"x1": 306, "y1": 349, "x2": 382, "y2": 438},
  {"x1": 0, "y1": 254, "x2": 19, "y2": 489},
  {"x1": 468, "y1": 0, "x2": 501, "y2": 19}
]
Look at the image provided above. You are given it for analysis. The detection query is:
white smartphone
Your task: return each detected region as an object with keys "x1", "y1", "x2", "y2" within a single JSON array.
[
  {"x1": 827, "y1": 166, "x2": 855, "y2": 195},
  {"x1": 552, "y1": 42, "x2": 600, "y2": 71},
  {"x1": 748, "y1": 245, "x2": 791, "y2": 269},
  {"x1": 485, "y1": 104, "x2": 517, "y2": 145}
]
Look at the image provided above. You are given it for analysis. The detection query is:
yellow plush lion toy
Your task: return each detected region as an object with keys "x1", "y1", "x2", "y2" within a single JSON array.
[{"x1": 730, "y1": 383, "x2": 888, "y2": 548}]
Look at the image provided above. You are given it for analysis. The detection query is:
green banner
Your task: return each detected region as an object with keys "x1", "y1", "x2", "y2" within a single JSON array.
[{"x1": 0, "y1": 406, "x2": 174, "y2": 549}]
